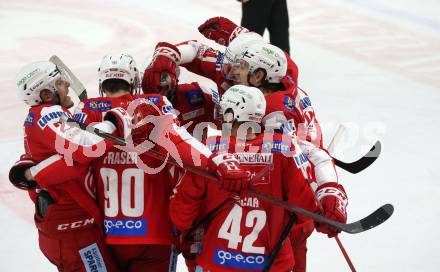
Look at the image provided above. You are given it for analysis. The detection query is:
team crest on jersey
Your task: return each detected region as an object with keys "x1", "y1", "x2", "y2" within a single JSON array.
[
  {"x1": 86, "y1": 100, "x2": 112, "y2": 111},
  {"x1": 38, "y1": 111, "x2": 69, "y2": 128},
  {"x1": 185, "y1": 89, "x2": 205, "y2": 106},
  {"x1": 300, "y1": 97, "x2": 312, "y2": 110},
  {"x1": 262, "y1": 140, "x2": 291, "y2": 154},
  {"x1": 24, "y1": 113, "x2": 35, "y2": 126},
  {"x1": 283, "y1": 96, "x2": 295, "y2": 112},
  {"x1": 146, "y1": 95, "x2": 160, "y2": 104}
]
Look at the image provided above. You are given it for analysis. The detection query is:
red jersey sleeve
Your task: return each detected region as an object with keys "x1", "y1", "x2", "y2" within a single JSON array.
[
  {"x1": 25, "y1": 104, "x2": 113, "y2": 165},
  {"x1": 135, "y1": 95, "x2": 214, "y2": 169},
  {"x1": 29, "y1": 154, "x2": 88, "y2": 188},
  {"x1": 177, "y1": 40, "x2": 230, "y2": 93},
  {"x1": 169, "y1": 171, "x2": 208, "y2": 233}
]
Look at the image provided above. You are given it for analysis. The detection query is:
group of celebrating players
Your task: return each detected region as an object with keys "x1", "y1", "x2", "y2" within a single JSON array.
[{"x1": 9, "y1": 17, "x2": 348, "y2": 272}]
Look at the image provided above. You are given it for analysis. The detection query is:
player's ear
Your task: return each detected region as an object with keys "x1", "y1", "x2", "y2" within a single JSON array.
[{"x1": 253, "y1": 68, "x2": 266, "y2": 84}]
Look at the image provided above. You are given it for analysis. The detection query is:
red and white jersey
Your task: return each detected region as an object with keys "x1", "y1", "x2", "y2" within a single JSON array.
[
  {"x1": 74, "y1": 93, "x2": 213, "y2": 245},
  {"x1": 177, "y1": 40, "x2": 298, "y2": 95},
  {"x1": 177, "y1": 40, "x2": 338, "y2": 188},
  {"x1": 22, "y1": 103, "x2": 111, "y2": 232},
  {"x1": 172, "y1": 82, "x2": 220, "y2": 135},
  {"x1": 170, "y1": 133, "x2": 317, "y2": 272}
]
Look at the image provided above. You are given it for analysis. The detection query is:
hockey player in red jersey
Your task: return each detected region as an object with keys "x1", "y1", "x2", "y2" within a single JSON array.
[
  {"x1": 170, "y1": 85, "x2": 318, "y2": 271},
  {"x1": 147, "y1": 17, "x2": 348, "y2": 271},
  {"x1": 8, "y1": 61, "x2": 127, "y2": 272},
  {"x1": 141, "y1": 42, "x2": 220, "y2": 137},
  {"x1": 71, "y1": 53, "x2": 251, "y2": 271}
]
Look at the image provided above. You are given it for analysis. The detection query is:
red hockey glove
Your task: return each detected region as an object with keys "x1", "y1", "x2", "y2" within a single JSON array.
[
  {"x1": 315, "y1": 182, "x2": 348, "y2": 238},
  {"x1": 142, "y1": 42, "x2": 181, "y2": 94},
  {"x1": 208, "y1": 153, "x2": 250, "y2": 192},
  {"x1": 198, "y1": 16, "x2": 248, "y2": 46},
  {"x1": 103, "y1": 107, "x2": 133, "y2": 139},
  {"x1": 9, "y1": 154, "x2": 37, "y2": 190}
]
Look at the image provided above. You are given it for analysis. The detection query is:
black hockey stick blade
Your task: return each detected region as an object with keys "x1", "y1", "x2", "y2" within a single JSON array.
[
  {"x1": 341, "y1": 203, "x2": 394, "y2": 234},
  {"x1": 249, "y1": 188, "x2": 393, "y2": 234},
  {"x1": 333, "y1": 141, "x2": 382, "y2": 174}
]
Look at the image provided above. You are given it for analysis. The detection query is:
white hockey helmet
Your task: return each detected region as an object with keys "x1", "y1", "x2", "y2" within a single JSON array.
[
  {"x1": 16, "y1": 61, "x2": 62, "y2": 106},
  {"x1": 222, "y1": 32, "x2": 263, "y2": 80},
  {"x1": 219, "y1": 84, "x2": 266, "y2": 123},
  {"x1": 98, "y1": 53, "x2": 140, "y2": 93},
  {"x1": 240, "y1": 42, "x2": 287, "y2": 83}
]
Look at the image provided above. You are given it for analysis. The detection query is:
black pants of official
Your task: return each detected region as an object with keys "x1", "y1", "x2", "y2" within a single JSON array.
[{"x1": 241, "y1": 0, "x2": 290, "y2": 54}]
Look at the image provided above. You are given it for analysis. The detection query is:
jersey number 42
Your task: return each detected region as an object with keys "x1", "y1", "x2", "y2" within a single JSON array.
[{"x1": 218, "y1": 204, "x2": 267, "y2": 254}]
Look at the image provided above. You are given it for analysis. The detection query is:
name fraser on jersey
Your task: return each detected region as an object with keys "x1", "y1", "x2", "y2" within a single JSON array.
[{"x1": 102, "y1": 151, "x2": 137, "y2": 164}]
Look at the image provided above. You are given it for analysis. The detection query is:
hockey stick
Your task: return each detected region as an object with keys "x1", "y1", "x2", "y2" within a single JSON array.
[
  {"x1": 332, "y1": 141, "x2": 381, "y2": 174},
  {"x1": 262, "y1": 212, "x2": 297, "y2": 272},
  {"x1": 326, "y1": 124, "x2": 381, "y2": 174},
  {"x1": 326, "y1": 125, "x2": 357, "y2": 271},
  {"x1": 49, "y1": 55, "x2": 88, "y2": 101},
  {"x1": 62, "y1": 116, "x2": 394, "y2": 234}
]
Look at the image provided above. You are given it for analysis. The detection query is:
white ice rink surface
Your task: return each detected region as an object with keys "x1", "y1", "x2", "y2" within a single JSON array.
[{"x1": 1, "y1": 0, "x2": 439, "y2": 271}]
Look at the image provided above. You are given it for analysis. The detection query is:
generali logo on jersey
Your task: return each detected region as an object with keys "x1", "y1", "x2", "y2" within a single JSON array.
[{"x1": 234, "y1": 153, "x2": 273, "y2": 164}]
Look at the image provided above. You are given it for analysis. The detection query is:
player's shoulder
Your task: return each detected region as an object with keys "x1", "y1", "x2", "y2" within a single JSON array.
[
  {"x1": 27, "y1": 104, "x2": 69, "y2": 129},
  {"x1": 134, "y1": 93, "x2": 177, "y2": 117},
  {"x1": 259, "y1": 132, "x2": 295, "y2": 155},
  {"x1": 177, "y1": 82, "x2": 220, "y2": 105},
  {"x1": 133, "y1": 93, "x2": 164, "y2": 106},
  {"x1": 265, "y1": 90, "x2": 296, "y2": 114},
  {"x1": 79, "y1": 97, "x2": 115, "y2": 113}
]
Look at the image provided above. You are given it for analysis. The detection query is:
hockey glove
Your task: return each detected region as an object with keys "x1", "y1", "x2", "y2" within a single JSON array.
[
  {"x1": 142, "y1": 42, "x2": 181, "y2": 95},
  {"x1": 208, "y1": 153, "x2": 250, "y2": 192},
  {"x1": 315, "y1": 182, "x2": 348, "y2": 238},
  {"x1": 103, "y1": 107, "x2": 133, "y2": 139},
  {"x1": 9, "y1": 154, "x2": 37, "y2": 190},
  {"x1": 198, "y1": 16, "x2": 248, "y2": 46}
]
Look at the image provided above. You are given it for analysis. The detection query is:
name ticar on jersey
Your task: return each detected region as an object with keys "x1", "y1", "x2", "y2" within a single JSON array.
[
  {"x1": 238, "y1": 197, "x2": 260, "y2": 208},
  {"x1": 38, "y1": 111, "x2": 69, "y2": 128}
]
